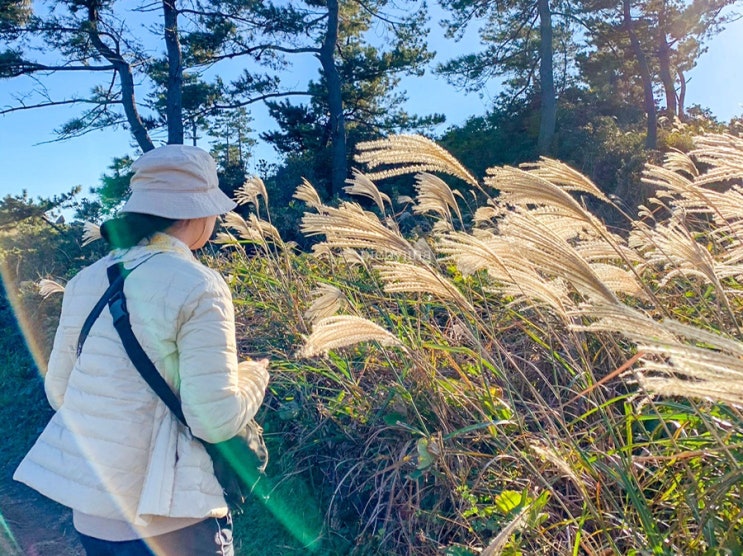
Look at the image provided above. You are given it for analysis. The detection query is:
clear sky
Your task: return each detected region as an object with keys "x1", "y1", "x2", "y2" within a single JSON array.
[{"x1": 0, "y1": 12, "x2": 741, "y2": 203}]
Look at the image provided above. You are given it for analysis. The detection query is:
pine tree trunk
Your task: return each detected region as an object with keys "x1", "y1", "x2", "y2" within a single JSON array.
[
  {"x1": 537, "y1": 0, "x2": 556, "y2": 155},
  {"x1": 657, "y1": 5, "x2": 677, "y2": 118},
  {"x1": 677, "y1": 68, "x2": 686, "y2": 120},
  {"x1": 319, "y1": 0, "x2": 347, "y2": 199},
  {"x1": 623, "y1": 0, "x2": 657, "y2": 149},
  {"x1": 163, "y1": 0, "x2": 184, "y2": 145}
]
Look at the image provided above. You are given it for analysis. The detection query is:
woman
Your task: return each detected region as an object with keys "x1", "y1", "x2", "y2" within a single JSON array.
[{"x1": 14, "y1": 144, "x2": 269, "y2": 555}]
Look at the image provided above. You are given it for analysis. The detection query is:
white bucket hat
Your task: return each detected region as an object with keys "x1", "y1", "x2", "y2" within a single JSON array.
[{"x1": 121, "y1": 144, "x2": 237, "y2": 219}]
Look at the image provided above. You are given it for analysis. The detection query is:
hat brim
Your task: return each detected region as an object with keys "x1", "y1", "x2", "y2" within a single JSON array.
[{"x1": 121, "y1": 187, "x2": 237, "y2": 219}]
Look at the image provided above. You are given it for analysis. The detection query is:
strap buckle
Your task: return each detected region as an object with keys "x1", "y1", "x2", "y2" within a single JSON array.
[{"x1": 108, "y1": 291, "x2": 129, "y2": 325}]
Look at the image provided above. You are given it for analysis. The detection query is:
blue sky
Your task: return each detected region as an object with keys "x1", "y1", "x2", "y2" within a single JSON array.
[{"x1": 0, "y1": 12, "x2": 741, "y2": 203}]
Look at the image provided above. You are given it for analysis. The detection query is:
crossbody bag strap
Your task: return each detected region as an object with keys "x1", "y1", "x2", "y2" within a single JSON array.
[
  {"x1": 76, "y1": 254, "x2": 159, "y2": 357},
  {"x1": 76, "y1": 273, "x2": 126, "y2": 357},
  {"x1": 106, "y1": 263, "x2": 188, "y2": 427}
]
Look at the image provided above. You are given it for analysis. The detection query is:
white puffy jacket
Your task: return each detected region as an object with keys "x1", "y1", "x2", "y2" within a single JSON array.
[{"x1": 14, "y1": 233, "x2": 268, "y2": 525}]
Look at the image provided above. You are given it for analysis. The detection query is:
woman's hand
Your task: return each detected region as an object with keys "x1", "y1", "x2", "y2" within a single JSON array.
[{"x1": 237, "y1": 358, "x2": 270, "y2": 387}]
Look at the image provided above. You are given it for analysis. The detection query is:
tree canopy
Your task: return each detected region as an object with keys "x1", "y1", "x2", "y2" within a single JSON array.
[{"x1": 0, "y1": 0, "x2": 739, "y2": 209}]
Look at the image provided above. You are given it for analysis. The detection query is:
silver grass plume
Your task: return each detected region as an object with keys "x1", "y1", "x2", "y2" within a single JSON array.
[
  {"x1": 520, "y1": 157, "x2": 609, "y2": 201},
  {"x1": 247, "y1": 214, "x2": 284, "y2": 246},
  {"x1": 310, "y1": 243, "x2": 335, "y2": 260},
  {"x1": 437, "y1": 230, "x2": 511, "y2": 276},
  {"x1": 636, "y1": 204, "x2": 659, "y2": 224},
  {"x1": 642, "y1": 217, "x2": 720, "y2": 289},
  {"x1": 234, "y1": 176, "x2": 268, "y2": 208},
  {"x1": 412, "y1": 172, "x2": 464, "y2": 226},
  {"x1": 293, "y1": 178, "x2": 324, "y2": 211},
  {"x1": 518, "y1": 207, "x2": 591, "y2": 242},
  {"x1": 688, "y1": 186, "x2": 743, "y2": 265},
  {"x1": 638, "y1": 377, "x2": 743, "y2": 406},
  {"x1": 589, "y1": 263, "x2": 647, "y2": 299},
  {"x1": 473, "y1": 206, "x2": 500, "y2": 224},
  {"x1": 375, "y1": 261, "x2": 475, "y2": 313},
  {"x1": 212, "y1": 230, "x2": 239, "y2": 246},
  {"x1": 518, "y1": 208, "x2": 629, "y2": 256},
  {"x1": 484, "y1": 166, "x2": 609, "y2": 237},
  {"x1": 304, "y1": 283, "x2": 348, "y2": 324},
  {"x1": 222, "y1": 212, "x2": 284, "y2": 248},
  {"x1": 355, "y1": 134, "x2": 479, "y2": 188},
  {"x1": 662, "y1": 149, "x2": 699, "y2": 178},
  {"x1": 300, "y1": 202, "x2": 414, "y2": 259},
  {"x1": 689, "y1": 133, "x2": 743, "y2": 187},
  {"x1": 309, "y1": 244, "x2": 370, "y2": 269},
  {"x1": 450, "y1": 211, "x2": 624, "y2": 306},
  {"x1": 657, "y1": 318, "x2": 743, "y2": 360},
  {"x1": 431, "y1": 220, "x2": 454, "y2": 235},
  {"x1": 569, "y1": 302, "x2": 675, "y2": 344},
  {"x1": 437, "y1": 230, "x2": 573, "y2": 316},
  {"x1": 628, "y1": 218, "x2": 657, "y2": 258},
  {"x1": 38, "y1": 279, "x2": 65, "y2": 298},
  {"x1": 222, "y1": 212, "x2": 251, "y2": 238},
  {"x1": 634, "y1": 318, "x2": 743, "y2": 405},
  {"x1": 575, "y1": 240, "x2": 642, "y2": 265},
  {"x1": 340, "y1": 249, "x2": 369, "y2": 268},
  {"x1": 641, "y1": 164, "x2": 738, "y2": 239},
  {"x1": 496, "y1": 274, "x2": 573, "y2": 316},
  {"x1": 343, "y1": 169, "x2": 391, "y2": 214},
  {"x1": 642, "y1": 164, "x2": 697, "y2": 197},
  {"x1": 496, "y1": 212, "x2": 618, "y2": 303},
  {"x1": 82, "y1": 222, "x2": 102, "y2": 247},
  {"x1": 299, "y1": 315, "x2": 402, "y2": 358}
]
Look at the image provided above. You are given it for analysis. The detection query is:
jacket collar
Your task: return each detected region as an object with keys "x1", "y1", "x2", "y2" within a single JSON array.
[{"x1": 110, "y1": 232, "x2": 195, "y2": 268}]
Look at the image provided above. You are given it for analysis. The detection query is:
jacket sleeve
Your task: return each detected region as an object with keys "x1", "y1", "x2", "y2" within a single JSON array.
[
  {"x1": 176, "y1": 272, "x2": 268, "y2": 444},
  {"x1": 44, "y1": 281, "x2": 79, "y2": 411}
]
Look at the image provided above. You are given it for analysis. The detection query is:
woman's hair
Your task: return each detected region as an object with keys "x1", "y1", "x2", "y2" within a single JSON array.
[{"x1": 100, "y1": 212, "x2": 178, "y2": 249}]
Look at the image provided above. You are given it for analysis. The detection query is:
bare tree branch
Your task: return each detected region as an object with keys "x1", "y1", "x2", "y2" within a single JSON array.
[
  {"x1": 210, "y1": 90, "x2": 311, "y2": 112},
  {"x1": 0, "y1": 98, "x2": 118, "y2": 116},
  {"x1": 86, "y1": 3, "x2": 154, "y2": 151},
  {"x1": 2, "y1": 62, "x2": 116, "y2": 77},
  {"x1": 192, "y1": 44, "x2": 319, "y2": 65}
]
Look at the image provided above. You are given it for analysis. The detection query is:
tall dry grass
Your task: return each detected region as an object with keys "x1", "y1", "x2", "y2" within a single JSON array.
[
  {"x1": 249, "y1": 134, "x2": 742, "y2": 554},
  {"x1": 71, "y1": 134, "x2": 743, "y2": 554}
]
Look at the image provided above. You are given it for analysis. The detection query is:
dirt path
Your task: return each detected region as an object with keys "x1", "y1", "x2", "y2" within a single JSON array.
[{"x1": 0, "y1": 463, "x2": 83, "y2": 556}]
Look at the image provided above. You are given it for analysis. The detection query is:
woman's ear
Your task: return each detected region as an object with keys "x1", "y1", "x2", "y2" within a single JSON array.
[{"x1": 188, "y1": 216, "x2": 217, "y2": 250}]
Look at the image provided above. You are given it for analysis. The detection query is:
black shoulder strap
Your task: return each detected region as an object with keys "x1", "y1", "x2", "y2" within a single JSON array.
[
  {"x1": 106, "y1": 263, "x2": 188, "y2": 427},
  {"x1": 76, "y1": 254, "x2": 158, "y2": 357},
  {"x1": 76, "y1": 271, "x2": 127, "y2": 357}
]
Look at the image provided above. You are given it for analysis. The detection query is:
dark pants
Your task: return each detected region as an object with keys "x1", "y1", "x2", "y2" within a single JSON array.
[{"x1": 77, "y1": 514, "x2": 233, "y2": 556}]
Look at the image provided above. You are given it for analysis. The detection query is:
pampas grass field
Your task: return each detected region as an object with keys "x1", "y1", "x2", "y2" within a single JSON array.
[{"x1": 39, "y1": 133, "x2": 743, "y2": 554}]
